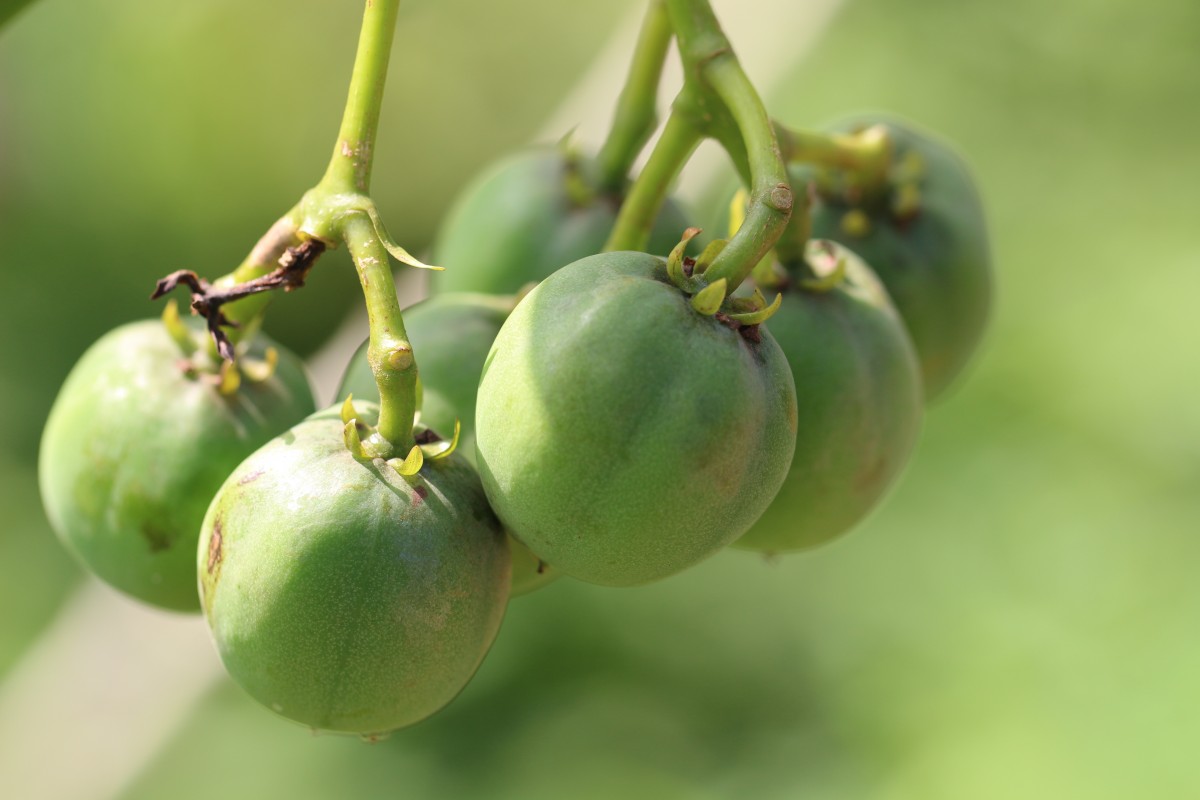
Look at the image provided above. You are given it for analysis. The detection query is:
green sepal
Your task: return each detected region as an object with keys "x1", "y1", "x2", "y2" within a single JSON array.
[
  {"x1": 161, "y1": 300, "x2": 198, "y2": 356},
  {"x1": 215, "y1": 360, "x2": 241, "y2": 396},
  {"x1": 690, "y1": 278, "x2": 727, "y2": 316},
  {"x1": 420, "y1": 418, "x2": 461, "y2": 461},
  {"x1": 667, "y1": 227, "x2": 705, "y2": 293},
  {"x1": 388, "y1": 445, "x2": 424, "y2": 477},
  {"x1": 343, "y1": 419, "x2": 367, "y2": 459},
  {"x1": 693, "y1": 239, "x2": 727, "y2": 276},
  {"x1": 726, "y1": 290, "x2": 782, "y2": 325},
  {"x1": 799, "y1": 240, "x2": 849, "y2": 293},
  {"x1": 340, "y1": 394, "x2": 357, "y2": 426},
  {"x1": 240, "y1": 347, "x2": 278, "y2": 383}
]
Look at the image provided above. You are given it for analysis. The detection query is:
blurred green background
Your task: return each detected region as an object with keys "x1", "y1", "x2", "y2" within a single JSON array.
[{"x1": 2, "y1": 0, "x2": 1197, "y2": 797}]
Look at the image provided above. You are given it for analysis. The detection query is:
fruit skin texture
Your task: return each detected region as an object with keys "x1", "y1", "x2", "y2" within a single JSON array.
[
  {"x1": 809, "y1": 114, "x2": 992, "y2": 400},
  {"x1": 198, "y1": 404, "x2": 510, "y2": 735},
  {"x1": 430, "y1": 148, "x2": 691, "y2": 295},
  {"x1": 337, "y1": 293, "x2": 557, "y2": 597},
  {"x1": 733, "y1": 245, "x2": 923, "y2": 553},
  {"x1": 475, "y1": 251, "x2": 798, "y2": 587},
  {"x1": 39, "y1": 319, "x2": 315, "y2": 612}
]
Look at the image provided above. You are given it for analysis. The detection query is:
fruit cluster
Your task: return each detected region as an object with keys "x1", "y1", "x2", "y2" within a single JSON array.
[{"x1": 38, "y1": 0, "x2": 991, "y2": 738}]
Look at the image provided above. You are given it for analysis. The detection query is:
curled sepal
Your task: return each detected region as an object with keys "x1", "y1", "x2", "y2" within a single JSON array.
[
  {"x1": 388, "y1": 445, "x2": 424, "y2": 477},
  {"x1": 690, "y1": 278, "x2": 727, "y2": 316},
  {"x1": 240, "y1": 347, "x2": 278, "y2": 383},
  {"x1": 340, "y1": 394, "x2": 357, "y2": 426},
  {"x1": 343, "y1": 419, "x2": 368, "y2": 459},
  {"x1": 667, "y1": 227, "x2": 703, "y2": 291},
  {"x1": 693, "y1": 239, "x2": 727, "y2": 276},
  {"x1": 726, "y1": 290, "x2": 783, "y2": 325},
  {"x1": 161, "y1": 300, "x2": 198, "y2": 356},
  {"x1": 215, "y1": 360, "x2": 241, "y2": 396},
  {"x1": 359, "y1": 204, "x2": 444, "y2": 271},
  {"x1": 800, "y1": 240, "x2": 849, "y2": 293},
  {"x1": 420, "y1": 418, "x2": 461, "y2": 461}
]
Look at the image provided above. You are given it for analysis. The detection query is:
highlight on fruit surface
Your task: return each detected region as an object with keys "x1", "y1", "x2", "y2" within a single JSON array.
[
  {"x1": 38, "y1": 314, "x2": 316, "y2": 612},
  {"x1": 198, "y1": 403, "x2": 511, "y2": 735},
  {"x1": 805, "y1": 114, "x2": 993, "y2": 400},
  {"x1": 475, "y1": 249, "x2": 798, "y2": 587}
]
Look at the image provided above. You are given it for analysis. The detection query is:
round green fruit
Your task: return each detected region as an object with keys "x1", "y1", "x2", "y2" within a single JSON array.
[
  {"x1": 199, "y1": 403, "x2": 510, "y2": 735},
  {"x1": 733, "y1": 242, "x2": 923, "y2": 553},
  {"x1": 431, "y1": 147, "x2": 691, "y2": 295},
  {"x1": 39, "y1": 319, "x2": 315, "y2": 612},
  {"x1": 809, "y1": 114, "x2": 992, "y2": 400},
  {"x1": 337, "y1": 293, "x2": 558, "y2": 597},
  {"x1": 475, "y1": 251, "x2": 798, "y2": 587}
]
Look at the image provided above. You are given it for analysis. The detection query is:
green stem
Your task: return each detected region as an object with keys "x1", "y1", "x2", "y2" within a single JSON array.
[
  {"x1": 773, "y1": 120, "x2": 892, "y2": 194},
  {"x1": 343, "y1": 214, "x2": 417, "y2": 453},
  {"x1": 318, "y1": 0, "x2": 400, "y2": 196},
  {"x1": 604, "y1": 107, "x2": 702, "y2": 252},
  {"x1": 665, "y1": 0, "x2": 791, "y2": 291},
  {"x1": 594, "y1": 1, "x2": 673, "y2": 193}
]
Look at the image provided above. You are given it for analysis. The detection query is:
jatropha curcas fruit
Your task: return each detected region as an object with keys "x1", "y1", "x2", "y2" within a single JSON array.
[
  {"x1": 475, "y1": 243, "x2": 798, "y2": 587},
  {"x1": 39, "y1": 310, "x2": 316, "y2": 611},
  {"x1": 732, "y1": 240, "x2": 923, "y2": 553},
  {"x1": 198, "y1": 401, "x2": 511, "y2": 736},
  {"x1": 802, "y1": 114, "x2": 993, "y2": 400}
]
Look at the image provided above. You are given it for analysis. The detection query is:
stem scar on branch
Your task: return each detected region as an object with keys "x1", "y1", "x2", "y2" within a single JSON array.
[{"x1": 150, "y1": 239, "x2": 326, "y2": 361}]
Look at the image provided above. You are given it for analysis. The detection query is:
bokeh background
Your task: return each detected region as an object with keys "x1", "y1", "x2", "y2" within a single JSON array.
[{"x1": 2, "y1": 0, "x2": 1197, "y2": 797}]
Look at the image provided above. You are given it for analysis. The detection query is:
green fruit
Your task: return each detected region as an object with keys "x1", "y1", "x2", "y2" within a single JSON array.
[
  {"x1": 809, "y1": 114, "x2": 992, "y2": 400},
  {"x1": 733, "y1": 243, "x2": 923, "y2": 552},
  {"x1": 431, "y1": 147, "x2": 691, "y2": 295},
  {"x1": 475, "y1": 251, "x2": 798, "y2": 587},
  {"x1": 199, "y1": 403, "x2": 510, "y2": 735},
  {"x1": 337, "y1": 293, "x2": 559, "y2": 597},
  {"x1": 39, "y1": 319, "x2": 315, "y2": 612}
]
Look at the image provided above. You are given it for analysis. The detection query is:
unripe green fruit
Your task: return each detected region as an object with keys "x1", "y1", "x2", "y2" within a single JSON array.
[
  {"x1": 733, "y1": 244, "x2": 922, "y2": 552},
  {"x1": 198, "y1": 404, "x2": 510, "y2": 735},
  {"x1": 39, "y1": 319, "x2": 315, "y2": 611},
  {"x1": 431, "y1": 148, "x2": 691, "y2": 295},
  {"x1": 337, "y1": 293, "x2": 558, "y2": 597},
  {"x1": 475, "y1": 251, "x2": 798, "y2": 587},
  {"x1": 809, "y1": 114, "x2": 993, "y2": 400}
]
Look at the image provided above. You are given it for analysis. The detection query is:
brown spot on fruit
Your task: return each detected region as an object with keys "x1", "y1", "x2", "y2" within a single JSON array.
[
  {"x1": 238, "y1": 469, "x2": 265, "y2": 485},
  {"x1": 413, "y1": 485, "x2": 429, "y2": 505},
  {"x1": 207, "y1": 520, "x2": 223, "y2": 574}
]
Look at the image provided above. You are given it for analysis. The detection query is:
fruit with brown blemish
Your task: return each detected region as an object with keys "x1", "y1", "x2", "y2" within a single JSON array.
[
  {"x1": 198, "y1": 402, "x2": 510, "y2": 735},
  {"x1": 474, "y1": 250, "x2": 797, "y2": 586},
  {"x1": 38, "y1": 317, "x2": 315, "y2": 612},
  {"x1": 732, "y1": 241, "x2": 923, "y2": 553}
]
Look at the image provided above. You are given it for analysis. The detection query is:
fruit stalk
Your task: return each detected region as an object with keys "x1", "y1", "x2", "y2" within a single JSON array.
[
  {"x1": 319, "y1": 0, "x2": 400, "y2": 196},
  {"x1": 604, "y1": 108, "x2": 702, "y2": 252},
  {"x1": 773, "y1": 121, "x2": 892, "y2": 194},
  {"x1": 594, "y1": 0, "x2": 674, "y2": 193},
  {"x1": 664, "y1": 0, "x2": 792, "y2": 291},
  {"x1": 343, "y1": 212, "x2": 418, "y2": 453}
]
